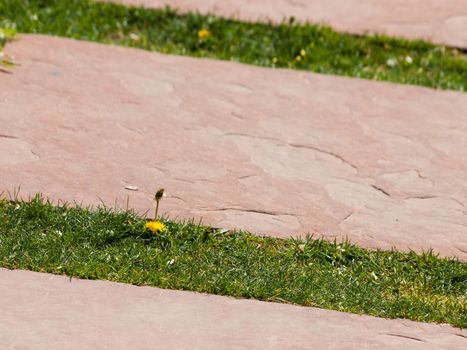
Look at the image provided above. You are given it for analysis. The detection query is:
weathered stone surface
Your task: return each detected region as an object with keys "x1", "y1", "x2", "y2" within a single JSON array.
[
  {"x1": 1, "y1": 35, "x2": 467, "y2": 259},
  {"x1": 104, "y1": 0, "x2": 467, "y2": 48},
  {"x1": 1, "y1": 268, "x2": 465, "y2": 350}
]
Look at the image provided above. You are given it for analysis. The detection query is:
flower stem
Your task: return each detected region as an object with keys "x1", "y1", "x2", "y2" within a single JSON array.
[{"x1": 155, "y1": 200, "x2": 160, "y2": 219}]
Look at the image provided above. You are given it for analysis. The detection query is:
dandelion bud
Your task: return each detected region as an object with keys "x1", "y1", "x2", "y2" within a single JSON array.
[{"x1": 155, "y1": 188, "x2": 165, "y2": 201}]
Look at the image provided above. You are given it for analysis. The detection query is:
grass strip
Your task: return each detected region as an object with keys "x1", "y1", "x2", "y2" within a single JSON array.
[
  {"x1": 0, "y1": 1, "x2": 466, "y2": 91},
  {"x1": 0, "y1": 196, "x2": 465, "y2": 327},
  {"x1": 0, "y1": 27, "x2": 16, "y2": 67}
]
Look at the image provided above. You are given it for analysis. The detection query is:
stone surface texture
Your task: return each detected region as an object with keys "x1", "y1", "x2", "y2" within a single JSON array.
[
  {"x1": 1, "y1": 35, "x2": 467, "y2": 260},
  {"x1": 1, "y1": 268, "x2": 466, "y2": 350},
  {"x1": 104, "y1": 0, "x2": 467, "y2": 48}
]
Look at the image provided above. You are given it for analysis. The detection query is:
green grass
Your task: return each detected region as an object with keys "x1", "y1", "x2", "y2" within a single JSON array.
[
  {"x1": 0, "y1": 27, "x2": 16, "y2": 67},
  {"x1": 0, "y1": 195, "x2": 465, "y2": 327},
  {"x1": 0, "y1": 0, "x2": 466, "y2": 91},
  {"x1": 0, "y1": 27, "x2": 11, "y2": 47}
]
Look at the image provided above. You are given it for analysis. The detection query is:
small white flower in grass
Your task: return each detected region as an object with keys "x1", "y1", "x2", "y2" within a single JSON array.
[
  {"x1": 167, "y1": 259, "x2": 175, "y2": 265},
  {"x1": 386, "y1": 58, "x2": 397, "y2": 67},
  {"x1": 129, "y1": 33, "x2": 140, "y2": 42},
  {"x1": 405, "y1": 56, "x2": 413, "y2": 64},
  {"x1": 371, "y1": 272, "x2": 378, "y2": 280}
]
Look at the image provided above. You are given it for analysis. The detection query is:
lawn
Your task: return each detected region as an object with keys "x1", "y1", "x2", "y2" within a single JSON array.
[
  {"x1": 0, "y1": 0, "x2": 466, "y2": 91},
  {"x1": 0, "y1": 27, "x2": 15, "y2": 67},
  {"x1": 1, "y1": 195, "x2": 465, "y2": 328}
]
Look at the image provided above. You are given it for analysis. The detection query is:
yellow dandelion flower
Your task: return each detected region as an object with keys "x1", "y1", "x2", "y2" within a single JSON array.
[
  {"x1": 295, "y1": 55, "x2": 302, "y2": 62},
  {"x1": 145, "y1": 220, "x2": 166, "y2": 233},
  {"x1": 272, "y1": 57, "x2": 278, "y2": 64},
  {"x1": 198, "y1": 28, "x2": 211, "y2": 39},
  {"x1": 300, "y1": 49, "x2": 306, "y2": 56}
]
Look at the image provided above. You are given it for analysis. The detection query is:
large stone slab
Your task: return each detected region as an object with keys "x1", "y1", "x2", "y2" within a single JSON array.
[
  {"x1": 1, "y1": 35, "x2": 467, "y2": 259},
  {"x1": 1, "y1": 268, "x2": 465, "y2": 349},
  {"x1": 105, "y1": 0, "x2": 467, "y2": 48}
]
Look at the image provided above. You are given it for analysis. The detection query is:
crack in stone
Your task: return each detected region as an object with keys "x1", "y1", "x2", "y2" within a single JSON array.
[
  {"x1": 413, "y1": 169, "x2": 430, "y2": 181},
  {"x1": 173, "y1": 177, "x2": 216, "y2": 184},
  {"x1": 412, "y1": 169, "x2": 436, "y2": 187},
  {"x1": 340, "y1": 212, "x2": 355, "y2": 224},
  {"x1": 403, "y1": 195, "x2": 437, "y2": 200},
  {"x1": 402, "y1": 196, "x2": 467, "y2": 214},
  {"x1": 224, "y1": 132, "x2": 282, "y2": 144},
  {"x1": 381, "y1": 333, "x2": 424, "y2": 342},
  {"x1": 230, "y1": 112, "x2": 245, "y2": 120},
  {"x1": 0, "y1": 134, "x2": 18, "y2": 139},
  {"x1": 447, "y1": 197, "x2": 466, "y2": 209},
  {"x1": 173, "y1": 177, "x2": 196, "y2": 184},
  {"x1": 153, "y1": 165, "x2": 169, "y2": 174},
  {"x1": 169, "y1": 195, "x2": 186, "y2": 203},
  {"x1": 238, "y1": 174, "x2": 257, "y2": 180},
  {"x1": 288, "y1": 143, "x2": 358, "y2": 170},
  {"x1": 371, "y1": 184, "x2": 391, "y2": 197},
  {"x1": 123, "y1": 125, "x2": 144, "y2": 136},
  {"x1": 378, "y1": 169, "x2": 435, "y2": 188},
  {"x1": 224, "y1": 133, "x2": 358, "y2": 172},
  {"x1": 30, "y1": 149, "x2": 41, "y2": 160},
  {"x1": 200, "y1": 207, "x2": 295, "y2": 217}
]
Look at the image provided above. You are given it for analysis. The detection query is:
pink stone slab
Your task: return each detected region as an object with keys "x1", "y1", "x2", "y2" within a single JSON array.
[
  {"x1": 1, "y1": 268, "x2": 465, "y2": 350},
  {"x1": 1, "y1": 35, "x2": 467, "y2": 260},
  {"x1": 103, "y1": 0, "x2": 467, "y2": 49}
]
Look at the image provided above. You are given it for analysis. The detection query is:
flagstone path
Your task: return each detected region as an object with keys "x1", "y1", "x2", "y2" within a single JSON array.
[
  {"x1": 1, "y1": 268, "x2": 465, "y2": 350},
  {"x1": 104, "y1": 0, "x2": 467, "y2": 49},
  {"x1": 1, "y1": 34, "x2": 466, "y2": 260}
]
